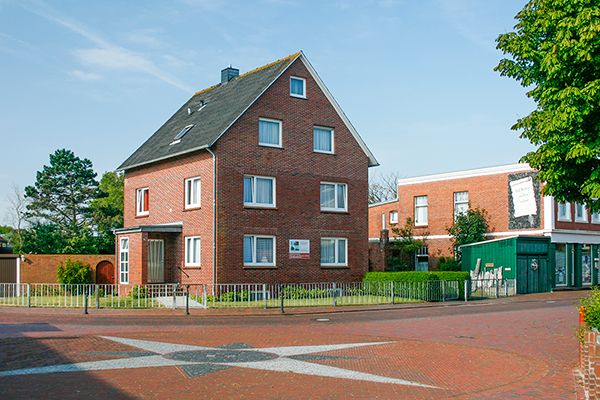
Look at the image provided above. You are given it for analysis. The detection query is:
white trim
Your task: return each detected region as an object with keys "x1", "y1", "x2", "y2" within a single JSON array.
[
  {"x1": 244, "y1": 235, "x2": 276, "y2": 267},
  {"x1": 119, "y1": 237, "x2": 130, "y2": 284},
  {"x1": 557, "y1": 201, "x2": 572, "y2": 222},
  {"x1": 575, "y1": 203, "x2": 588, "y2": 223},
  {"x1": 184, "y1": 176, "x2": 201, "y2": 209},
  {"x1": 320, "y1": 182, "x2": 348, "y2": 212},
  {"x1": 414, "y1": 195, "x2": 428, "y2": 226},
  {"x1": 136, "y1": 187, "x2": 149, "y2": 216},
  {"x1": 184, "y1": 236, "x2": 201, "y2": 267},
  {"x1": 258, "y1": 118, "x2": 283, "y2": 148},
  {"x1": 290, "y1": 76, "x2": 306, "y2": 99},
  {"x1": 313, "y1": 126, "x2": 335, "y2": 154},
  {"x1": 244, "y1": 175, "x2": 277, "y2": 208},
  {"x1": 543, "y1": 196, "x2": 555, "y2": 230},
  {"x1": 320, "y1": 237, "x2": 348, "y2": 267},
  {"x1": 592, "y1": 211, "x2": 600, "y2": 224},
  {"x1": 369, "y1": 198, "x2": 398, "y2": 207},
  {"x1": 397, "y1": 163, "x2": 532, "y2": 186},
  {"x1": 369, "y1": 229, "x2": 547, "y2": 242},
  {"x1": 15, "y1": 256, "x2": 20, "y2": 286},
  {"x1": 389, "y1": 210, "x2": 398, "y2": 224}
]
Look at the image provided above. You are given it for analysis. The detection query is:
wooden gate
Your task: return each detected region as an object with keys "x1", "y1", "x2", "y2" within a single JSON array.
[
  {"x1": 96, "y1": 260, "x2": 115, "y2": 284},
  {"x1": 0, "y1": 256, "x2": 17, "y2": 283},
  {"x1": 517, "y1": 256, "x2": 549, "y2": 294}
]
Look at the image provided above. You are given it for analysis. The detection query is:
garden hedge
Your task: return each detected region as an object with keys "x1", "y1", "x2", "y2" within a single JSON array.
[{"x1": 364, "y1": 271, "x2": 470, "y2": 300}]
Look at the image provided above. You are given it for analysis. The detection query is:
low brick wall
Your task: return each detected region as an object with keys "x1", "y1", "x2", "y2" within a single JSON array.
[
  {"x1": 580, "y1": 329, "x2": 600, "y2": 399},
  {"x1": 20, "y1": 254, "x2": 115, "y2": 283}
]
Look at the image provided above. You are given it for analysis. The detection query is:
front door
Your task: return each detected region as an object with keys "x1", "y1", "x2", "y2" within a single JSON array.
[
  {"x1": 517, "y1": 256, "x2": 548, "y2": 294},
  {"x1": 148, "y1": 240, "x2": 164, "y2": 283}
]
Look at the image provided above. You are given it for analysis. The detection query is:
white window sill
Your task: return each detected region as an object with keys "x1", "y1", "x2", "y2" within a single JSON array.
[
  {"x1": 136, "y1": 212, "x2": 149, "y2": 217},
  {"x1": 575, "y1": 218, "x2": 588, "y2": 223},
  {"x1": 185, "y1": 205, "x2": 201, "y2": 210},
  {"x1": 321, "y1": 208, "x2": 347, "y2": 213},
  {"x1": 185, "y1": 263, "x2": 201, "y2": 268},
  {"x1": 290, "y1": 93, "x2": 306, "y2": 99},
  {"x1": 244, "y1": 203, "x2": 276, "y2": 209},
  {"x1": 415, "y1": 223, "x2": 428, "y2": 227},
  {"x1": 557, "y1": 217, "x2": 571, "y2": 222},
  {"x1": 314, "y1": 149, "x2": 334, "y2": 155},
  {"x1": 258, "y1": 143, "x2": 282, "y2": 149},
  {"x1": 321, "y1": 264, "x2": 348, "y2": 268},
  {"x1": 244, "y1": 264, "x2": 276, "y2": 268}
]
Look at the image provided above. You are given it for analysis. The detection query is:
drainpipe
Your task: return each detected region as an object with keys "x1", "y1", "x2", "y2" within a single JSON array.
[{"x1": 206, "y1": 147, "x2": 217, "y2": 286}]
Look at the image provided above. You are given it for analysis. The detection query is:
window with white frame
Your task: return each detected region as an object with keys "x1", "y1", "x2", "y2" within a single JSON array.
[
  {"x1": 557, "y1": 202, "x2": 571, "y2": 221},
  {"x1": 454, "y1": 191, "x2": 469, "y2": 220},
  {"x1": 244, "y1": 175, "x2": 276, "y2": 207},
  {"x1": 258, "y1": 118, "x2": 282, "y2": 147},
  {"x1": 320, "y1": 182, "x2": 347, "y2": 212},
  {"x1": 136, "y1": 187, "x2": 149, "y2": 216},
  {"x1": 185, "y1": 236, "x2": 201, "y2": 266},
  {"x1": 290, "y1": 76, "x2": 306, "y2": 98},
  {"x1": 313, "y1": 127, "x2": 334, "y2": 154},
  {"x1": 414, "y1": 196, "x2": 428, "y2": 226},
  {"x1": 119, "y1": 238, "x2": 129, "y2": 284},
  {"x1": 320, "y1": 238, "x2": 347, "y2": 266},
  {"x1": 389, "y1": 211, "x2": 398, "y2": 224},
  {"x1": 243, "y1": 235, "x2": 276, "y2": 267},
  {"x1": 592, "y1": 211, "x2": 600, "y2": 224},
  {"x1": 184, "y1": 177, "x2": 201, "y2": 209},
  {"x1": 575, "y1": 203, "x2": 588, "y2": 222}
]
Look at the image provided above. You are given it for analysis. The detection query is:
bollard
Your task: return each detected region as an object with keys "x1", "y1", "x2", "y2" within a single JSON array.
[
  {"x1": 464, "y1": 280, "x2": 468, "y2": 303},
  {"x1": 83, "y1": 288, "x2": 88, "y2": 315},
  {"x1": 280, "y1": 284, "x2": 285, "y2": 314},
  {"x1": 185, "y1": 285, "x2": 190, "y2": 315},
  {"x1": 27, "y1": 284, "x2": 31, "y2": 308},
  {"x1": 172, "y1": 284, "x2": 177, "y2": 309}
]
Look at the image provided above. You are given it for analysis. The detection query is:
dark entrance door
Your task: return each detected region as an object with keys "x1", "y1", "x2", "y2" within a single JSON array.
[
  {"x1": 96, "y1": 261, "x2": 115, "y2": 284},
  {"x1": 517, "y1": 256, "x2": 548, "y2": 294}
]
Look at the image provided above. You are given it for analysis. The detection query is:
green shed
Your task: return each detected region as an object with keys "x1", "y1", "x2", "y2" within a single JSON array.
[{"x1": 460, "y1": 236, "x2": 553, "y2": 294}]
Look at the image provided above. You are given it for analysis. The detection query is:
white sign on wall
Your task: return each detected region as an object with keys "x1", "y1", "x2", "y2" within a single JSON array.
[
  {"x1": 289, "y1": 240, "x2": 310, "y2": 259},
  {"x1": 509, "y1": 176, "x2": 537, "y2": 217}
]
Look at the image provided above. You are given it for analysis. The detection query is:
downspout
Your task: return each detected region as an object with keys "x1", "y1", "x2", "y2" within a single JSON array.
[{"x1": 206, "y1": 147, "x2": 217, "y2": 286}]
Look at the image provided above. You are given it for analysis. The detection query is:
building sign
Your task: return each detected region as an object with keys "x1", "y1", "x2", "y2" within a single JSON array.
[
  {"x1": 289, "y1": 240, "x2": 310, "y2": 259},
  {"x1": 509, "y1": 176, "x2": 537, "y2": 218}
]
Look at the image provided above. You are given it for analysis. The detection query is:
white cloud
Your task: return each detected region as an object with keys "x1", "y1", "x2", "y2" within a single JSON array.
[
  {"x1": 70, "y1": 69, "x2": 102, "y2": 81},
  {"x1": 21, "y1": 1, "x2": 193, "y2": 92}
]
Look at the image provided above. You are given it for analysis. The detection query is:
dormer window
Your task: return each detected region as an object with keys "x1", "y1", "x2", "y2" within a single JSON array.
[
  {"x1": 170, "y1": 124, "x2": 194, "y2": 145},
  {"x1": 290, "y1": 76, "x2": 306, "y2": 98}
]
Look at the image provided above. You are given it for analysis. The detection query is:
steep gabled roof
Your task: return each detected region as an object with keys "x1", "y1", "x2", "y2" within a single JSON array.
[{"x1": 118, "y1": 51, "x2": 377, "y2": 171}]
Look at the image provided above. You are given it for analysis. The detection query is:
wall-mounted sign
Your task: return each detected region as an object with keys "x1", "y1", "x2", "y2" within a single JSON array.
[
  {"x1": 510, "y1": 176, "x2": 538, "y2": 217},
  {"x1": 485, "y1": 263, "x2": 495, "y2": 268},
  {"x1": 289, "y1": 240, "x2": 310, "y2": 259}
]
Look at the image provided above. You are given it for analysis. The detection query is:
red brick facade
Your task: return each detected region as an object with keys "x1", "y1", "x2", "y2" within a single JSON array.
[{"x1": 117, "y1": 57, "x2": 371, "y2": 285}]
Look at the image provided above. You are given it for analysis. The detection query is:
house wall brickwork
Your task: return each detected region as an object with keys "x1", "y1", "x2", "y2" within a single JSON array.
[
  {"x1": 580, "y1": 329, "x2": 600, "y2": 399},
  {"x1": 213, "y1": 58, "x2": 369, "y2": 284},
  {"x1": 19, "y1": 254, "x2": 114, "y2": 283}
]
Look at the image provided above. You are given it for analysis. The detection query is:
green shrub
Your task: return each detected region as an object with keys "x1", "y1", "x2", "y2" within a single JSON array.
[
  {"x1": 129, "y1": 286, "x2": 148, "y2": 299},
  {"x1": 438, "y1": 256, "x2": 461, "y2": 271},
  {"x1": 364, "y1": 271, "x2": 470, "y2": 300},
  {"x1": 56, "y1": 259, "x2": 92, "y2": 285},
  {"x1": 581, "y1": 288, "x2": 600, "y2": 330}
]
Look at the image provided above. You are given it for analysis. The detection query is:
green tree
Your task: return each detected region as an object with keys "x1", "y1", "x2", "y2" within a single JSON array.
[
  {"x1": 56, "y1": 258, "x2": 92, "y2": 285},
  {"x1": 90, "y1": 171, "x2": 124, "y2": 253},
  {"x1": 495, "y1": 0, "x2": 600, "y2": 208},
  {"x1": 19, "y1": 223, "x2": 67, "y2": 254},
  {"x1": 388, "y1": 218, "x2": 428, "y2": 271},
  {"x1": 447, "y1": 208, "x2": 490, "y2": 258}
]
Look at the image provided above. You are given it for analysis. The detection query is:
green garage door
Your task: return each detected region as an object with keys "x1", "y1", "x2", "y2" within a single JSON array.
[{"x1": 517, "y1": 256, "x2": 549, "y2": 294}]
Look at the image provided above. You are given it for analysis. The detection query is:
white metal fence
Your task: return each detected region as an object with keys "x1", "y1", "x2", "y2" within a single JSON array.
[
  {"x1": 467, "y1": 279, "x2": 517, "y2": 300},
  {"x1": 0, "y1": 280, "x2": 471, "y2": 310}
]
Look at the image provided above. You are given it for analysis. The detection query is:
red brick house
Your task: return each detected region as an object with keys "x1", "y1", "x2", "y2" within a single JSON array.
[
  {"x1": 115, "y1": 52, "x2": 378, "y2": 285},
  {"x1": 369, "y1": 163, "x2": 600, "y2": 288}
]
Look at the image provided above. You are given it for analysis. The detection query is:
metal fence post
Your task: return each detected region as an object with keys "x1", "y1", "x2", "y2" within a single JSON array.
[
  {"x1": 332, "y1": 282, "x2": 337, "y2": 307},
  {"x1": 442, "y1": 280, "x2": 446, "y2": 302},
  {"x1": 95, "y1": 284, "x2": 100, "y2": 309},
  {"x1": 27, "y1": 284, "x2": 31, "y2": 308},
  {"x1": 83, "y1": 287, "x2": 88, "y2": 315},
  {"x1": 495, "y1": 280, "x2": 499, "y2": 298},
  {"x1": 391, "y1": 281, "x2": 395, "y2": 305},
  {"x1": 279, "y1": 284, "x2": 285, "y2": 314},
  {"x1": 185, "y1": 285, "x2": 190, "y2": 315},
  {"x1": 464, "y1": 280, "x2": 468, "y2": 303},
  {"x1": 262, "y1": 284, "x2": 267, "y2": 309}
]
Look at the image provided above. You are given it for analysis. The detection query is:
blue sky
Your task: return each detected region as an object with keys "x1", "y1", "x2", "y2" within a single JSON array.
[{"x1": 0, "y1": 0, "x2": 533, "y2": 222}]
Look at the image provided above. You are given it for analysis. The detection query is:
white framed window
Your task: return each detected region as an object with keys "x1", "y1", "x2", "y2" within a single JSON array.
[
  {"x1": 258, "y1": 118, "x2": 282, "y2": 148},
  {"x1": 290, "y1": 76, "x2": 306, "y2": 98},
  {"x1": 136, "y1": 187, "x2": 149, "y2": 216},
  {"x1": 185, "y1": 236, "x2": 201, "y2": 267},
  {"x1": 119, "y1": 237, "x2": 129, "y2": 284},
  {"x1": 184, "y1": 177, "x2": 201, "y2": 209},
  {"x1": 243, "y1": 235, "x2": 276, "y2": 267},
  {"x1": 557, "y1": 202, "x2": 571, "y2": 221},
  {"x1": 389, "y1": 211, "x2": 399, "y2": 224},
  {"x1": 244, "y1": 175, "x2": 276, "y2": 208},
  {"x1": 320, "y1": 182, "x2": 347, "y2": 212},
  {"x1": 320, "y1": 238, "x2": 348, "y2": 266},
  {"x1": 575, "y1": 203, "x2": 588, "y2": 222},
  {"x1": 454, "y1": 191, "x2": 469, "y2": 220},
  {"x1": 313, "y1": 127, "x2": 334, "y2": 154},
  {"x1": 592, "y1": 211, "x2": 600, "y2": 224},
  {"x1": 414, "y1": 196, "x2": 428, "y2": 226}
]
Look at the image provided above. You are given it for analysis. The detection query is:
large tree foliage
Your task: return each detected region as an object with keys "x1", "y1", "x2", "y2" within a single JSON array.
[
  {"x1": 25, "y1": 149, "x2": 98, "y2": 231},
  {"x1": 387, "y1": 218, "x2": 428, "y2": 271},
  {"x1": 495, "y1": 0, "x2": 600, "y2": 209},
  {"x1": 90, "y1": 171, "x2": 124, "y2": 253},
  {"x1": 447, "y1": 208, "x2": 490, "y2": 258},
  {"x1": 369, "y1": 171, "x2": 401, "y2": 204}
]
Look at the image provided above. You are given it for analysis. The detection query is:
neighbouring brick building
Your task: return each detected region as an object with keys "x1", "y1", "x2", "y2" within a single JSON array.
[
  {"x1": 115, "y1": 52, "x2": 378, "y2": 286},
  {"x1": 368, "y1": 163, "x2": 600, "y2": 288}
]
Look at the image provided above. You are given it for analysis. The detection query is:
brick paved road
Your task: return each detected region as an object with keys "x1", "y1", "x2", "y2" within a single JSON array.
[{"x1": 0, "y1": 291, "x2": 584, "y2": 399}]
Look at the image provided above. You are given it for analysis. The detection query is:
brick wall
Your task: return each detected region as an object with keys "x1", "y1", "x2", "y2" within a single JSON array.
[
  {"x1": 580, "y1": 329, "x2": 600, "y2": 399},
  {"x1": 19, "y1": 254, "x2": 115, "y2": 283},
  {"x1": 213, "y1": 58, "x2": 369, "y2": 284}
]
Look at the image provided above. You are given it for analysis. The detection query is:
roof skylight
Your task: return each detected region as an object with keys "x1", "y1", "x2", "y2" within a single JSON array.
[{"x1": 170, "y1": 124, "x2": 195, "y2": 145}]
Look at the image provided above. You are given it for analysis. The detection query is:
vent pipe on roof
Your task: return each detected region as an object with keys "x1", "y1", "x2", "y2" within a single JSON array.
[{"x1": 221, "y1": 65, "x2": 239, "y2": 83}]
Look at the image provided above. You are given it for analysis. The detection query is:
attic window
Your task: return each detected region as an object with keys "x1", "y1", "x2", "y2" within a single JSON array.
[{"x1": 170, "y1": 124, "x2": 194, "y2": 145}]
